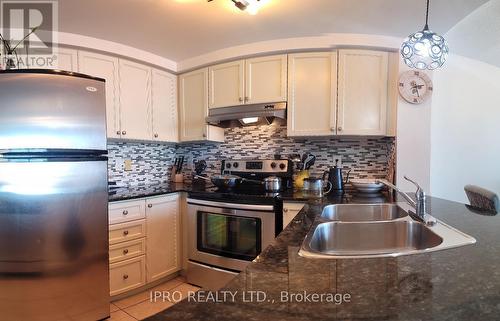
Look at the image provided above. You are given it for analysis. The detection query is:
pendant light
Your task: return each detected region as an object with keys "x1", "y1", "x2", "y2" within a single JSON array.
[{"x1": 401, "y1": 0, "x2": 449, "y2": 70}]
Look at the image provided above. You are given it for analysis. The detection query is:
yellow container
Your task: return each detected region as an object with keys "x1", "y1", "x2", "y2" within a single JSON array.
[{"x1": 294, "y1": 170, "x2": 310, "y2": 189}]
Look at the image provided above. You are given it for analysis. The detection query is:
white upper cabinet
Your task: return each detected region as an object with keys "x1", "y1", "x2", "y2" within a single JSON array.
[
  {"x1": 337, "y1": 49, "x2": 389, "y2": 136},
  {"x1": 179, "y1": 68, "x2": 224, "y2": 142},
  {"x1": 145, "y1": 194, "x2": 181, "y2": 283},
  {"x1": 245, "y1": 55, "x2": 287, "y2": 104},
  {"x1": 209, "y1": 60, "x2": 245, "y2": 109},
  {"x1": 287, "y1": 52, "x2": 338, "y2": 137},
  {"x1": 151, "y1": 69, "x2": 178, "y2": 142},
  {"x1": 56, "y1": 48, "x2": 78, "y2": 71},
  {"x1": 119, "y1": 59, "x2": 152, "y2": 141},
  {"x1": 78, "y1": 51, "x2": 121, "y2": 139}
]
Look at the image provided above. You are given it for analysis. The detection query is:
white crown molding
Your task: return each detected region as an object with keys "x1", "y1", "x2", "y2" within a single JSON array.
[
  {"x1": 58, "y1": 32, "x2": 178, "y2": 72},
  {"x1": 177, "y1": 33, "x2": 403, "y2": 72}
]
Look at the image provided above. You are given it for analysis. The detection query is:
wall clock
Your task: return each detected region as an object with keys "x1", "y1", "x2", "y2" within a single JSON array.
[{"x1": 398, "y1": 70, "x2": 433, "y2": 104}]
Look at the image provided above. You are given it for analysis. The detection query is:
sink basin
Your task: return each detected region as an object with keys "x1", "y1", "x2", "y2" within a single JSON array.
[
  {"x1": 299, "y1": 203, "x2": 477, "y2": 259},
  {"x1": 306, "y1": 221, "x2": 443, "y2": 257},
  {"x1": 321, "y1": 204, "x2": 407, "y2": 222}
]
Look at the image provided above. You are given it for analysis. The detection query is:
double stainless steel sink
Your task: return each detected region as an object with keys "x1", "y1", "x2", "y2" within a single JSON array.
[{"x1": 299, "y1": 204, "x2": 476, "y2": 259}]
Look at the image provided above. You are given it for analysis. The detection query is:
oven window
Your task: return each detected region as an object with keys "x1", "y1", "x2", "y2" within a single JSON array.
[{"x1": 197, "y1": 211, "x2": 262, "y2": 261}]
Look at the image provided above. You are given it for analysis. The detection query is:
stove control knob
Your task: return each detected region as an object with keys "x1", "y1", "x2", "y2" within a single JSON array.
[
  {"x1": 279, "y1": 163, "x2": 286, "y2": 170},
  {"x1": 270, "y1": 162, "x2": 277, "y2": 169},
  {"x1": 233, "y1": 162, "x2": 239, "y2": 168},
  {"x1": 226, "y1": 163, "x2": 231, "y2": 169}
]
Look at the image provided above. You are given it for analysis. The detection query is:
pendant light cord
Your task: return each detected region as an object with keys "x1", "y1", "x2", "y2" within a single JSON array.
[{"x1": 424, "y1": 0, "x2": 430, "y2": 30}]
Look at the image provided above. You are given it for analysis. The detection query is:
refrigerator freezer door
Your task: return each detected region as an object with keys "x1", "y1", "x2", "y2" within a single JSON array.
[
  {"x1": 0, "y1": 158, "x2": 109, "y2": 321},
  {"x1": 0, "y1": 71, "x2": 107, "y2": 153}
]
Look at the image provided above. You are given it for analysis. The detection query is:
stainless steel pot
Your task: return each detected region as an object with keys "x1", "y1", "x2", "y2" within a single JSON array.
[{"x1": 263, "y1": 176, "x2": 281, "y2": 192}]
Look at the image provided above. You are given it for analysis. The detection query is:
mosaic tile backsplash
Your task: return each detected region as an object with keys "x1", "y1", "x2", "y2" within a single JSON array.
[{"x1": 108, "y1": 122, "x2": 395, "y2": 187}]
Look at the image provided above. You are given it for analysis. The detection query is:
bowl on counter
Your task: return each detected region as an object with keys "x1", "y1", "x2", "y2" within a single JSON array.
[{"x1": 350, "y1": 179, "x2": 384, "y2": 193}]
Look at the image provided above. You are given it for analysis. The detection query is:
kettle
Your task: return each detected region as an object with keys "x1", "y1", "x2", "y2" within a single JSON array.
[{"x1": 323, "y1": 161, "x2": 351, "y2": 191}]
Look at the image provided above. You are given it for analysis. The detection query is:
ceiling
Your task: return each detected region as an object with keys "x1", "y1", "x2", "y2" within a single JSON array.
[{"x1": 58, "y1": 0, "x2": 489, "y2": 62}]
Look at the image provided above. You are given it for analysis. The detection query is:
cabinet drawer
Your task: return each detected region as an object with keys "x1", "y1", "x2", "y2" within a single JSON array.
[
  {"x1": 109, "y1": 199, "x2": 145, "y2": 224},
  {"x1": 109, "y1": 238, "x2": 146, "y2": 264},
  {"x1": 109, "y1": 220, "x2": 146, "y2": 245},
  {"x1": 110, "y1": 255, "x2": 146, "y2": 296}
]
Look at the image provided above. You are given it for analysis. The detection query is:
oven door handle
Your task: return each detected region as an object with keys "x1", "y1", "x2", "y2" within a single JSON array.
[{"x1": 187, "y1": 199, "x2": 274, "y2": 212}]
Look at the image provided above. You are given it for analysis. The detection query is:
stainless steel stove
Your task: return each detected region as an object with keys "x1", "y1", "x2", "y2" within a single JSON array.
[{"x1": 186, "y1": 159, "x2": 293, "y2": 290}]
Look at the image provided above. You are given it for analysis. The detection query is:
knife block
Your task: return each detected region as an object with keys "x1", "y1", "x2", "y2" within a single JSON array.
[{"x1": 171, "y1": 165, "x2": 184, "y2": 183}]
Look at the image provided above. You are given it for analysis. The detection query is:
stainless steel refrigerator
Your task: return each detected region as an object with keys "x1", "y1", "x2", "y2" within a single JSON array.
[{"x1": 0, "y1": 70, "x2": 110, "y2": 321}]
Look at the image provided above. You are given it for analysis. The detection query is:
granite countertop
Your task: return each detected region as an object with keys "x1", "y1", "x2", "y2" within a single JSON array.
[
  {"x1": 146, "y1": 195, "x2": 500, "y2": 321},
  {"x1": 108, "y1": 182, "x2": 211, "y2": 202}
]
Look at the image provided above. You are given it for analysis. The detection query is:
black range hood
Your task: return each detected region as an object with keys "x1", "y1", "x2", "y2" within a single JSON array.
[{"x1": 206, "y1": 102, "x2": 286, "y2": 128}]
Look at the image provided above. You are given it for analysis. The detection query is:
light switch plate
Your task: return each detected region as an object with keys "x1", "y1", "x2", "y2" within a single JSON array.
[{"x1": 124, "y1": 159, "x2": 132, "y2": 171}]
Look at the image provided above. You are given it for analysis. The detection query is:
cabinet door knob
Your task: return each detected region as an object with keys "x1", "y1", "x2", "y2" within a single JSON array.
[
  {"x1": 202, "y1": 133, "x2": 207, "y2": 138},
  {"x1": 154, "y1": 133, "x2": 158, "y2": 138},
  {"x1": 116, "y1": 130, "x2": 121, "y2": 135},
  {"x1": 147, "y1": 204, "x2": 153, "y2": 208},
  {"x1": 338, "y1": 127, "x2": 343, "y2": 132},
  {"x1": 122, "y1": 210, "x2": 128, "y2": 215},
  {"x1": 244, "y1": 97, "x2": 249, "y2": 102},
  {"x1": 283, "y1": 208, "x2": 289, "y2": 213},
  {"x1": 123, "y1": 249, "x2": 129, "y2": 255},
  {"x1": 123, "y1": 230, "x2": 129, "y2": 236},
  {"x1": 122, "y1": 131, "x2": 127, "y2": 135},
  {"x1": 238, "y1": 97, "x2": 243, "y2": 102},
  {"x1": 123, "y1": 274, "x2": 129, "y2": 280}
]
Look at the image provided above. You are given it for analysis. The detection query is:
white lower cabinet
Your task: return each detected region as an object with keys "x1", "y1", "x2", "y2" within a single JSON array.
[
  {"x1": 108, "y1": 194, "x2": 181, "y2": 297},
  {"x1": 109, "y1": 238, "x2": 146, "y2": 264},
  {"x1": 145, "y1": 194, "x2": 181, "y2": 283},
  {"x1": 283, "y1": 202, "x2": 306, "y2": 229},
  {"x1": 109, "y1": 256, "x2": 146, "y2": 296}
]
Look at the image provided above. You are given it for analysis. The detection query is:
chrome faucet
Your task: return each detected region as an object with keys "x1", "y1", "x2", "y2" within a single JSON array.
[{"x1": 376, "y1": 176, "x2": 437, "y2": 226}]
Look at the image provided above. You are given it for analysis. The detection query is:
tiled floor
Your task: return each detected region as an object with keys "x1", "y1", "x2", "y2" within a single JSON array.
[{"x1": 107, "y1": 276, "x2": 200, "y2": 321}]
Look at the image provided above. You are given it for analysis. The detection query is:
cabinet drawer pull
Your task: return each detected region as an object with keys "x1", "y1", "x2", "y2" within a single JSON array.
[
  {"x1": 122, "y1": 131, "x2": 127, "y2": 135},
  {"x1": 244, "y1": 96, "x2": 249, "y2": 102},
  {"x1": 122, "y1": 210, "x2": 128, "y2": 215},
  {"x1": 123, "y1": 274, "x2": 129, "y2": 280},
  {"x1": 238, "y1": 97, "x2": 243, "y2": 102},
  {"x1": 154, "y1": 133, "x2": 159, "y2": 138},
  {"x1": 123, "y1": 230, "x2": 129, "y2": 236},
  {"x1": 283, "y1": 208, "x2": 289, "y2": 213},
  {"x1": 147, "y1": 204, "x2": 153, "y2": 208},
  {"x1": 116, "y1": 131, "x2": 121, "y2": 135},
  {"x1": 123, "y1": 249, "x2": 129, "y2": 255}
]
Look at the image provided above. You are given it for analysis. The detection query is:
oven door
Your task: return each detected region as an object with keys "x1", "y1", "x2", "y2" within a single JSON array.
[{"x1": 187, "y1": 199, "x2": 275, "y2": 272}]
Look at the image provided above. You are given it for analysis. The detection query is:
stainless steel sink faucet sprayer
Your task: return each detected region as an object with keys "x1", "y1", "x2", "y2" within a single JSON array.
[{"x1": 376, "y1": 176, "x2": 437, "y2": 226}]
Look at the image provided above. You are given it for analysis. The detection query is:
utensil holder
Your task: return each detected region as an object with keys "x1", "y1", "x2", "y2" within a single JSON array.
[{"x1": 172, "y1": 174, "x2": 184, "y2": 183}]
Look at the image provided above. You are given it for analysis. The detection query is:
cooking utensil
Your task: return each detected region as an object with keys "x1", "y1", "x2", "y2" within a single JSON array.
[
  {"x1": 304, "y1": 154, "x2": 316, "y2": 170},
  {"x1": 263, "y1": 176, "x2": 281, "y2": 192},
  {"x1": 195, "y1": 174, "x2": 244, "y2": 189},
  {"x1": 303, "y1": 177, "x2": 332, "y2": 198},
  {"x1": 323, "y1": 160, "x2": 351, "y2": 191},
  {"x1": 194, "y1": 160, "x2": 207, "y2": 176},
  {"x1": 177, "y1": 156, "x2": 184, "y2": 173}
]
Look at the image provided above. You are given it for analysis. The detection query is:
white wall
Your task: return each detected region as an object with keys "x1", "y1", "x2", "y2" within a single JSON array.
[
  {"x1": 430, "y1": 54, "x2": 500, "y2": 203},
  {"x1": 396, "y1": 62, "x2": 433, "y2": 193}
]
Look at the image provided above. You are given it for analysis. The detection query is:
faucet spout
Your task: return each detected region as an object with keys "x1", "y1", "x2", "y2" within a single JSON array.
[{"x1": 376, "y1": 177, "x2": 437, "y2": 226}]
